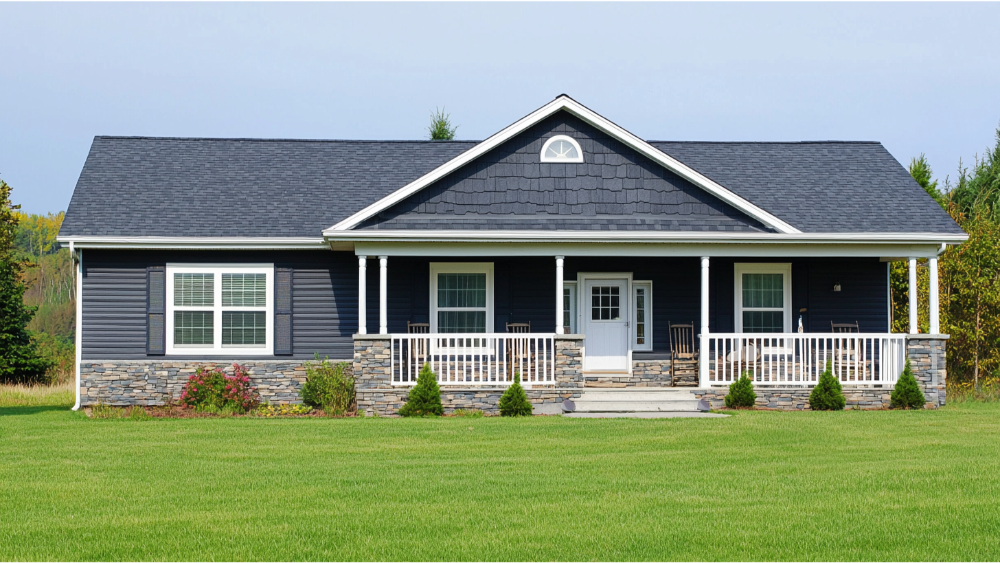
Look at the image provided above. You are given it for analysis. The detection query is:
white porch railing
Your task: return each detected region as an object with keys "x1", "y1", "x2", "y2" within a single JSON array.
[
  {"x1": 705, "y1": 333, "x2": 906, "y2": 386},
  {"x1": 390, "y1": 333, "x2": 556, "y2": 387}
]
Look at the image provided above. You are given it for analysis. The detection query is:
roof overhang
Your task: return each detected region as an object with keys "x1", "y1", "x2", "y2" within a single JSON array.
[
  {"x1": 57, "y1": 236, "x2": 329, "y2": 250},
  {"x1": 324, "y1": 95, "x2": 801, "y2": 235}
]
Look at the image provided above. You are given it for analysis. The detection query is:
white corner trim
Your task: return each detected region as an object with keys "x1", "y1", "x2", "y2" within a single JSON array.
[
  {"x1": 324, "y1": 95, "x2": 802, "y2": 234},
  {"x1": 540, "y1": 135, "x2": 584, "y2": 163},
  {"x1": 57, "y1": 236, "x2": 328, "y2": 250},
  {"x1": 72, "y1": 244, "x2": 82, "y2": 411}
]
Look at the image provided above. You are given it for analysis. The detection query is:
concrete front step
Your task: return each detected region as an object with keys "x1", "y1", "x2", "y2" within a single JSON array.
[{"x1": 564, "y1": 389, "x2": 710, "y2": 413}]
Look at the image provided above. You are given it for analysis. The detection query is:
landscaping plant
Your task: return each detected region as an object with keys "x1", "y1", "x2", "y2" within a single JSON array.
[
  {"x1": 809, "y1": 361, "x2": 846, "y2": 410},
  {"x1": 398, "y1": 363, "x2": 443, "y2": 417},
  {"x1": 498, "y1": 373, "x2": 533, "y2": 417},
  {"x1": 724, "y1": 372, "x2": 757, "y2": 408},
  {"x1": 300, "y1": 355, "x2": 355, "y2": 414},
  {"x1": 179, "y1": 363, "x2": 260, "y2": 412},
  {"x1": 891, "y1": 360, "x2": 927, "y2": 409}
]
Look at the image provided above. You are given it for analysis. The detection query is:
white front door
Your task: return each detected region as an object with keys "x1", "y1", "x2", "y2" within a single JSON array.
[{"x1": 583, "y1": 278, "x2": 629, "y2": 371}]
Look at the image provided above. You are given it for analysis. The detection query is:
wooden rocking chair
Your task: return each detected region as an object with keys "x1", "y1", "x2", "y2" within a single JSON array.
[{"x1": 668, "y1": 322, "x2": 699, "y2": 387}]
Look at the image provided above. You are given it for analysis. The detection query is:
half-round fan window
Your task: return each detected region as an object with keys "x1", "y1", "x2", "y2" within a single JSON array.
[{"x1": 540, "y1": 135, "x2": 584, "y2": 163}]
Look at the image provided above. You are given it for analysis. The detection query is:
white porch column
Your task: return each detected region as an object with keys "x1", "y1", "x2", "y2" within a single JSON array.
[
  {"x1": 357, "y1": 256, "x2": 367, "y2": 335},
  {"x1": 379, "y1": 256, "x2": 388, "y2": 335},
  {"x1": 555, "y1": 256, "x2": 565, "y2": 335},
  {"x1": 699, "y1": 256, "x2": 710, "y2": 386},
  {"x1": 908, "y1": 257, "x2": 918, "y2": 334},
  {"x1": 929, "y1": 257, "x2": 939, "y2": 334}
]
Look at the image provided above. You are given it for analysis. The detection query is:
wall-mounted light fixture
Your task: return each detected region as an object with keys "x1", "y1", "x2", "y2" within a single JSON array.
[{"x1": 832, "y1": 283, "x2": 842, "y2": 292}]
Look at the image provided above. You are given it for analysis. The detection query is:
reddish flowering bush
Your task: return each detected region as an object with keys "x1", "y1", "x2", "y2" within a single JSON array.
[{"x1": 179, "y1": 363, "x2": 260, "y2": 412}]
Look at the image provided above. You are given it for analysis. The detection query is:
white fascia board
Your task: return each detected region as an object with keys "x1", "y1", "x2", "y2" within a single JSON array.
[
  {"x1": 326, "y1": 229, "x2": 968, "y2": 245},
  {"x1": 353, "y1": 241, "x2": 948, "y2": 259},
  {"x1": 57, "y1": 236, "x2": 329, "y2": 250},
  {"x1": 325, "y1": 96, "x2": 801, "y2": 234}
]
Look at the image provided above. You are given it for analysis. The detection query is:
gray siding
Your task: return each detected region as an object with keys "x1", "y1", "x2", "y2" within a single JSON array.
[
  {"x1": 361, "y1": 112, "x2": 769, "y2": 232},
  {"x1": 81, "y1": 249, "x2": 356, "y2": 360}
]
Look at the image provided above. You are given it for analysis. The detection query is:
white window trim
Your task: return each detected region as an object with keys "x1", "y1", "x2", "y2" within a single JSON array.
[
  {"x1": 734, "y1": 262, "x2": 792, "y2": 333},
  {"x1": 429, "y1": 262, "x2": 494, "y2": 333},
  {"x1": 563, "y1": 281, "x2": 578, "y2": 334},
  {"x1": 166, "y1": 264, "x2": 274, "y2": 355},
  {"x1": 632, "y1": 281, "x2": 653, "y2": 351},
  {"x1": 540, "y1": 135, "x2": 584, "y2": 163}
]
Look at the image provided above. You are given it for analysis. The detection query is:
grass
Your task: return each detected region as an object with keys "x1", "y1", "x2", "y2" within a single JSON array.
[
  {"x1": 1, "y1": 401, "x2": 999, "y2": 561},
  {"x1": 0, "y1": 381, "x2": 74, "y2": 407}
]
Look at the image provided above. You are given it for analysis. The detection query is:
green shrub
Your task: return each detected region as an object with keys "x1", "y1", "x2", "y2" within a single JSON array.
[
  {"x1": 891, "y1": 360, "x2": 926, "y2": 409},
  {"x1": 301, "y1": 355, "x2": 355, "y2": 413},
  {"x1": 399, "y1": 363, "x2": 443, "y2": 417},
  {"x1": 724, "y1": 372, "x2": 757, "y2": 408},
  {"x1": 498, "y1": 373, "x2": 533, "y2": 417},
  {"x1": 809, "y1": 362, "x2": 846, "y2": 411}
]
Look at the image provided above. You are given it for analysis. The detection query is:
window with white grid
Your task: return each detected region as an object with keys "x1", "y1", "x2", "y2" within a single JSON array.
[{"x1": 166, "y1": 265, "x2": 274, "y2": 355}]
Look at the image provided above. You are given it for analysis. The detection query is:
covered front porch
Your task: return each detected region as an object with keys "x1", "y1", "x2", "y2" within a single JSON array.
[{"x1": 346, "y1": 245, "x2": 948, "y2": 413}]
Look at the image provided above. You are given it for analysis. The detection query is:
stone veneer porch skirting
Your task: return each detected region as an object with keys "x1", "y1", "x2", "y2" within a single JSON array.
[{"x1": 77, "y1": 336, "x2": 948, "y2": 413}]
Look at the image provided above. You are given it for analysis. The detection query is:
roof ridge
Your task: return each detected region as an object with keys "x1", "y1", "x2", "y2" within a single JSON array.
[
  {"x1": 93, "y1": 136, "x2": 482, "y2": 144},
  {"x1": 648, "y1": 140, "x2": 882, "y2": 145}
]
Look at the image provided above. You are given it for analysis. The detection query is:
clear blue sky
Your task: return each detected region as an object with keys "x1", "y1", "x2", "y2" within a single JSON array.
[{"x1": 2, "y1": 2, "x2": 998, "y2": 215}]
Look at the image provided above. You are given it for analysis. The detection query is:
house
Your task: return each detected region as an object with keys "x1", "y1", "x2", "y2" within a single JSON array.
[{"x1": 58, "y1": 95, "x2": 965, "y2": 413}]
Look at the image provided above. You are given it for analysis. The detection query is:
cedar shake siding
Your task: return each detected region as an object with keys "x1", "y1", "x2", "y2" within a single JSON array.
[{"x1": 359, "y1": 112, "x2": 770, "y2": 232}]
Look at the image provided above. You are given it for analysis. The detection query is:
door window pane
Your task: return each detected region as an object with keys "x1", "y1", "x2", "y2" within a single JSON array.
[
  {"x1": 174, "y1": 273, "x2": 214, "y2": 306},
  {"x1": 174, "y1": 311, "x2": 213, "y2": 345},
  {"x1": 591, "y1": 286, "x2": 620, "y2": 320},
  {"x1": 223, "y1": 273, "x2": 267, "y2": 307},
  {"x1": 438, "y1": 311, "x2": 487, "y2": 333},
  {"x1": 438, "y1": 274, "x2": 486, "y2": 307},
  {"x1": 222, "y1": 311, "x2": 267, "y2": 346}
]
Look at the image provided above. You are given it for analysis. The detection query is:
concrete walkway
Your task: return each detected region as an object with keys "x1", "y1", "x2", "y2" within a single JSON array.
[{"x1": 561, "y1": 411, "x2": 729, "y2": 418}]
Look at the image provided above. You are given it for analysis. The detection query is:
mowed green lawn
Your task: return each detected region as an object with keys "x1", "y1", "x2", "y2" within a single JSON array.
[{"x1": 2, "y1": 400, "x2": 999, "y2": 561}]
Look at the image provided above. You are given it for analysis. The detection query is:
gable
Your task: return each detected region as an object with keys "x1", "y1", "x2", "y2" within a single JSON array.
[{"x1": 359, "y1": 112, "x2": 770, "y2": 232}]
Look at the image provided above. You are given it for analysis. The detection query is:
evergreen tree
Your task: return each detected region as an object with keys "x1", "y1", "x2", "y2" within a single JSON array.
[
  {"x1": 724, "y1": 372, "x2": 757, "y2": 408},
  {"x1": 0, "y1": 179, "x2": 51, "y2": 383},
  {"x1": 909, "y1": 154, "x2": 944, "y2": 207},
  {"x1": 398, "y1": 363, "x2": 443, "y2": 417},
  {"x1": 428, "y1": 107, "x2": 458, "y2": 141},
  {"x1": 809, "y1": 361, "x2": 846, "y2": 411},
  {"x1": 498, "y1": 372, "x2": 533, "y2": 416},
  {"x1": 891, "y1": 360, "x2": 926, "y2": 409}
]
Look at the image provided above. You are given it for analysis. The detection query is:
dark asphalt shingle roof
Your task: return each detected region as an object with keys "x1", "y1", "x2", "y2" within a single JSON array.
[{"x1": 60, "y1": 135, "x2": 964, "y2": 237}]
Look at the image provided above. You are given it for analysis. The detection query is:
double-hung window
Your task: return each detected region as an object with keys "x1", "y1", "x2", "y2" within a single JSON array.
[
  {"x1": 734, "y1": 263, "x2": 791, "y2": 333},
  {"x1": 166, "y1": 264, "x2": 274, "y2": 355},
  {"x1": 430, "y1": 263, "x2": 493, "y2": 333}
]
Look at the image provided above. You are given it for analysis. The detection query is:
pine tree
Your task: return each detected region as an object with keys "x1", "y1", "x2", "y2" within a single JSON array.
[
  {"x1": 809, "y1": 361, "x2": 846, "y2": 411},
  {"x1": 724, "y1": 372, "x2": 757, "y2": 408},
  {"x1": 498, "y1": 372, "x2": 533, "y2": 416},
  {"x1": 909, "y1": 154, "x2": 943, "y2": 207},
  {"x1": 398, "y1": 363, "x2": 443, "y2": 417},
  {"x1": 428, "y1": 107, "x2": 458, "y2": 141},
  {"x1": 891, "y1": 360, "x2": 927, "y2": 409},
  {"x1": 0, "y1": 179, "x2": 51, "y2": 384}
]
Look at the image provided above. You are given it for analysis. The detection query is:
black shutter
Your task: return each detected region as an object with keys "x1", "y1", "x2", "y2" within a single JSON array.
[
  {"x1": 274, "y1": 267, "x2": 293, "y2": 355},
  {"x1": 147, "y1": 266, "x2": 166, "y2": 355}
]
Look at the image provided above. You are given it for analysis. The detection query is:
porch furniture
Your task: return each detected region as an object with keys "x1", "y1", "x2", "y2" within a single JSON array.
[
  {"x1": 668, "y1": 322, "x2": 699, "y2": 387},
  {"x1": 831, "y1": 321, "x2": 860, "y2": 333},
  {"x1": 505, "y1": 322, "x2": 532, "y2": 381},
  {"x1": 404, "y1": 322, "x2": 431, "y2": 371},
  {"x1": 830, "y1": 321, "x2": 862, "y2": 380}
]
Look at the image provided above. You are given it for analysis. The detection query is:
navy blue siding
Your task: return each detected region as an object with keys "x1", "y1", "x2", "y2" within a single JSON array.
[
  {"x1": 360, "y1": 112, "x2": 769, "y2": 232},
  {"x1": 81, "y1": 249, "x2": 356, "y2": 360}
]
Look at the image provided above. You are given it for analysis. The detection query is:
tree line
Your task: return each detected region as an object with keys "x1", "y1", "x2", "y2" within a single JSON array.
[{"x1": 892, "y1": 127, "x2": 1000, "y2": 387}]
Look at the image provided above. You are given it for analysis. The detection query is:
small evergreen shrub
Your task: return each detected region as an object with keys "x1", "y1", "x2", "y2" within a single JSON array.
[
  {"x1": 301, "y1": 355, "x2": 355, "y2": 413},
  {"x1": 809, "y1": 361, "x2": 846, "y2": 411},
  {"x1": 724, "y1": 372, "x2": 757, "y2": 408},
  {"x1": 399, "y1": 363, "x2": 443, "y2": 417},
  {"x1": 179, "y1": 363, "x2": 260, "y2": 412},
  {"x1": 891, "y1": 360, "x2": 926, "y2": 409},
  {"x1": 498, "y1": 373, "x2": 533, "y2": 417}
]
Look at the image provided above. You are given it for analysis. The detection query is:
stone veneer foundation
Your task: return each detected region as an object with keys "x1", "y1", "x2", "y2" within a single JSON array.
[{"x1": 76, "y1": 335, "x2": 948, "y2": 412}]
